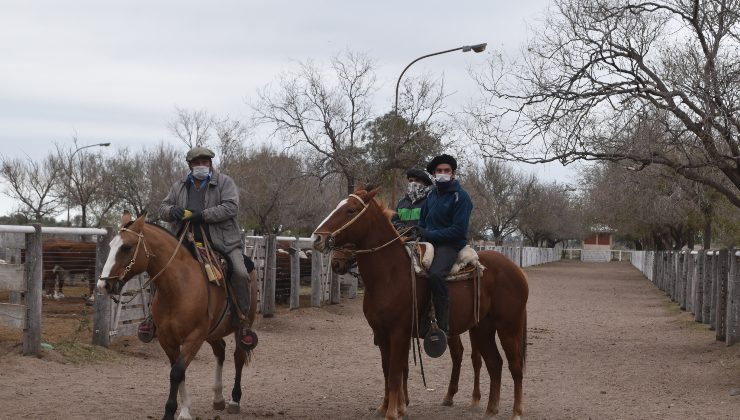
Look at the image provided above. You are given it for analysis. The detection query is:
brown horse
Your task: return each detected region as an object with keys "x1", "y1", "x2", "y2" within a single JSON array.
[
  {"x1": 330, "y1": 247, "x2": 485, "y2": 407},
  {"x1": 313, "y1": 188, "x2": 528, "y2": 419},
  {"x1": 97, "y1": 214, "x2": 257, "y2": 420}
]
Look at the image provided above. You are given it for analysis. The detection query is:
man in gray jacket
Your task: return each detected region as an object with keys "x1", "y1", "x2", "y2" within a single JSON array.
[{"x1": 158, "y1": 146, "x2": 256, "y2": 350}]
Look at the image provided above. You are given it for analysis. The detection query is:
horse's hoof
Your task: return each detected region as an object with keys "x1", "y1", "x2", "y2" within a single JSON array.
[
  {"x1": 484, "y1": 407, "x2": 499, "y2": 417},
  {"x1": 213, "y1": 399, "x2": 226, "y2": 411},
  {"x1": 176, "y1": 411, "x2": 192, "y2": 420},
  {"x1": 471, "y1": 397, "x2": 480, "y2": 407},
  {"x1": 441, "y1": 397, "x2": 454, "y2": 407},
  {"x1": 227, "y1": 401, "x2": 240, "y2": 414}
]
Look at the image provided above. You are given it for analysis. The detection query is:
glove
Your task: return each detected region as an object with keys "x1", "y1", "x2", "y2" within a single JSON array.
[
  {"x1": 186, "y1": 210, "x2": 204, "y2": 223},
  {"x1": 170, "y1": 206, "x2": 185, "y2": 220}
]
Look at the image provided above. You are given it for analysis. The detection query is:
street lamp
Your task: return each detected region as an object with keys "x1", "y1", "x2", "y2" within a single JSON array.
[
  {"x1": 67, "y1": 142, "x2": 111, "y2": 226},
  {"x1": 394, "y1": 43, "x2": 487, "y2": 114},
  {"x1": 389, "y1": 43, "x2": 487, "y2": 203}
]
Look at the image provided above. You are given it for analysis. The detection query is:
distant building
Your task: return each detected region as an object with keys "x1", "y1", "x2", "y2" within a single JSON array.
[{"x1": 581, "y1": 225, "x2": 615, "y2": 262}]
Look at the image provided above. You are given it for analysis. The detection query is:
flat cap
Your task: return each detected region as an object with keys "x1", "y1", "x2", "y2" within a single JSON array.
[{"x1": 186, "y1": 146, "x2": 215, "y2": 162}]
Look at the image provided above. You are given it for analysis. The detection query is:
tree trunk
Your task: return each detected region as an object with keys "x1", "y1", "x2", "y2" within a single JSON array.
[
  {"x1": 346, "y1": 174, "x2": 355, "y2": 195},
  {"x1": 81, "y1": 205, "x2": 87, "y2": 227},
  {"x1": 702, "y1": 204, "x2": 713, "y2": 249}
]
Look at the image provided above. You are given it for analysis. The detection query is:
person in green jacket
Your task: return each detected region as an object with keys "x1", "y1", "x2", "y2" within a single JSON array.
[{"x1": 390, "y1": 168, "x2": 434, "y2": 235}]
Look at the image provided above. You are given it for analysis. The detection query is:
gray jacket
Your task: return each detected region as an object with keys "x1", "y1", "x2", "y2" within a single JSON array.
[{"x1": 158, "y1": 169, "x2": 242, "y2": 254}]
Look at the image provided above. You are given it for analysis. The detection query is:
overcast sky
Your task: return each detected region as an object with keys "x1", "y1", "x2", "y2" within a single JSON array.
[{"x1": 0, "y1": 0, "x2": 574, "y2": 216}]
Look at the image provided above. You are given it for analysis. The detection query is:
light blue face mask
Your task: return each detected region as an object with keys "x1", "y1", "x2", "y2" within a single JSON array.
[{"x1": 192, "y1": 166, "x2": 211, "y2": 180}]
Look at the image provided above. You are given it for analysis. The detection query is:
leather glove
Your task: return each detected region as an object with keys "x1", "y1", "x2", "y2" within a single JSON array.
[{"x1": 170, "y1": 206, "x2": 185, "y2": 220}]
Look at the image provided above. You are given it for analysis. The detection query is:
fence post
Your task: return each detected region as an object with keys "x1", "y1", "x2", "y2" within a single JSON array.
[
  {"x1": 687, "y1": 252, "x2": 695, "y2": 313},
  {"x1": 261, "y1": 234, "x2": 276, "y2": 318},
  {"x1": 694, "y1": 252, "x2": 705, "y2": 322},
  {"x1": 347, "y1": 273, "x2": 358, "y2": 299},
  {"x1": 703, "y1": 252, "x2": 714, "y2": 325},
  {"x1": 679, "y1": 252, "x2": 687, "y2": 309},
  {"x1": 22, "y1": 224, "x2": 42, "y2": 356},
  {"x1": 289, "y1": 237, "x2": 300, "y2": 310},
  {"x1": 310, "y1": 250, "x2": 322, "y2": 308},
  {"x1": 727, "y1": 251, "x2": 739, "y2": 346},
  {"x1": 330, "y1": 269, "x2": 341, "y2": 304},
  {"x1": 92, "y1": 227, "x2": 115, "y2": 347},
  {"x1": 715, "y1": 249, "x2": 729, "y2": 341}
]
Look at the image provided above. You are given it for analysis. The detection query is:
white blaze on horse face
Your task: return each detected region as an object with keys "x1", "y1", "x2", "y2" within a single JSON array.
[
  {"x1": 310, "y1": 199, "x2": 348, "y2": 244},
  {"x1": 97, "y1": 235, "x2": 123, "y2": 290}
]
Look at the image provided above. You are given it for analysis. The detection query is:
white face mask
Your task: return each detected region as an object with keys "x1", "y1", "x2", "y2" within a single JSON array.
[
  {"x1": 192, "y1": 166, "x2": 211, "y2": 180},
  {"x1": 435, "y1": 173, "x2": 451, "y2": 183}
]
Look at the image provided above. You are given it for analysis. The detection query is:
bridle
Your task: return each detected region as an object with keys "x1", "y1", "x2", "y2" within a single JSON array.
[
  {"x1": 99, "y1": 222, "x2": 189, "y2": 303},
  {"x1": 314, "y1": 193, "x2": 411, "y2": 256}
]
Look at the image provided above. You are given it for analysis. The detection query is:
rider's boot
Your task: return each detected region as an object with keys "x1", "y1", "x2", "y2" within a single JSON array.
[
  {"x1": 433, "y1": 296, "x2": 450, "y2": 336},
  {"x1": 231, "y1": 277, "x2": 258, "y2": 351}
]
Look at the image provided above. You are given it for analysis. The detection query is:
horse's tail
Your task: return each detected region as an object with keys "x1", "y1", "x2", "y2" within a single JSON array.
[{"x1": 520, "y1": 309, "x2": 527, "y2": 371}]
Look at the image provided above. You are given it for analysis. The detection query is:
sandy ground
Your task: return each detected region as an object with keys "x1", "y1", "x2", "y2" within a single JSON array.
[{"x1": 0, "y1": 260, "x2": 738, "y2": 419}]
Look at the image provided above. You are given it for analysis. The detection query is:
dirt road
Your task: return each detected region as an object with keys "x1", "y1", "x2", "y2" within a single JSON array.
[{"x1": 1, "y1": 260, "x2": 738, "y2": 419}]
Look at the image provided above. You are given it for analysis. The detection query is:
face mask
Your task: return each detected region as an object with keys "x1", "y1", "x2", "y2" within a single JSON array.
[
  {"x1": 192, "y1": 166, "x2": 211, "y2": 180},
  {"x1": 407, "y1": 182, "x2": 430, "y2": 202},
  {"x1": 435, "y1": 173, "x2": 451, "y2": 183}
]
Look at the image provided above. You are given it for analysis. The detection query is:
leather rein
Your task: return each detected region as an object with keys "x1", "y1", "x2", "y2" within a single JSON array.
[{"x1": 314, "y1": 194, "x2": 411, "y2": 256}]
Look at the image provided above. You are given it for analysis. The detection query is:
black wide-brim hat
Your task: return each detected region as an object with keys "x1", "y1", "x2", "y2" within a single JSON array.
[
  {"x1": 426, "y1": 154, "x2": 457, "y2": 174},
  {"x1": 405, "y1": 168, "x2": 433, "y2": 186}
]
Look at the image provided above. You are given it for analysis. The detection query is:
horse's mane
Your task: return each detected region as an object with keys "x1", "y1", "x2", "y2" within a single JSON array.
[
  {"x1": 353, "y1": 188, "x2": 395, "y2": 221},
  {"x1": 123, "y1": 220, "x2": 198, "y2": 260}
]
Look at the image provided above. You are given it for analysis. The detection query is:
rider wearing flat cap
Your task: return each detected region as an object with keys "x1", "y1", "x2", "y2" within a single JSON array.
[
  {"x1": 157, "y1": 146, "x2": 257, "y2": 351},
  {"x1": 417, "y1": 153, "x2": 473, "y2": 336}
]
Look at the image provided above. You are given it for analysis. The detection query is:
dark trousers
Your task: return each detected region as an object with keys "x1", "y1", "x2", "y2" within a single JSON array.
[
  {"x1": 428, "y1": 244, "x2": 458, "y2": 300},
  {"x1": 227, "y1": 249, "x2": 251, "y2": 319}
]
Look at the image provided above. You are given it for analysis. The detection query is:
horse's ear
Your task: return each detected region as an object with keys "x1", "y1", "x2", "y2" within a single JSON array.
[
  {"x1": 131, "y1": 212, "x2": 147, "y2": 230},
  {"x1": 364, "y1": 186, "x2": 382, "y2": 202},
  {"x1": 121, "y1": 210, "x2": 132, "y2": 226}
]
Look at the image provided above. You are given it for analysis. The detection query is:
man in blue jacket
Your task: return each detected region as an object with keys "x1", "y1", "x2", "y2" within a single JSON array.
[{"x1": 418, "y1": 154, "x2": 473, "y2": 336}]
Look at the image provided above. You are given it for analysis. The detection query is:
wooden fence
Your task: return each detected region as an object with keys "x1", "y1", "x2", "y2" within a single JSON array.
[
  {"x1": 0, "y1": 225, "x2": 108, "y2": 356},
  {"x1": 474, "y1": 245, "x2": 561, "y2": 267},
  {"x1": 631, "y1": 250, "x2": 740, "y2": 346}
]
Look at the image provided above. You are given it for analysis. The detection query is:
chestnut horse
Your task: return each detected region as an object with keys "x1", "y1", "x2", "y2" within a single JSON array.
[
  {"x1": 313, "y1": 188, "x2": 528, "y2": 419},
  {"x1": 97, "y1": 214, "x2": 257, "y2": 420}
]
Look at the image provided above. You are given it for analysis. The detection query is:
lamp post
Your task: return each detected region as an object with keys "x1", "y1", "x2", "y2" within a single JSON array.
[
  {"x1": 394, "y1": 43, "x2": 487, "y2": 114},
  {"x1": 67, "y1": 142, "x2": 111, "y2": 226},
  {"x1": 389, "y1": 43, "x2": 487, "y2": 203}
]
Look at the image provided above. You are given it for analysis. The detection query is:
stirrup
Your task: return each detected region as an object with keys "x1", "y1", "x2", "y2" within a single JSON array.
[
  {"x1": 423, "y1": 322, "x2": 448, "y2": 358},
  {"x1": 137, "y1": 317, "x2": 156, "y2": 343},
  {"x1": 237, "y1": 328, "x2": 258, "y2": 351}
]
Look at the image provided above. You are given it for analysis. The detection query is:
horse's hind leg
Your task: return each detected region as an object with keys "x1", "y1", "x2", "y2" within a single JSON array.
[
  {"x1": 442, "y1": 335, "x2": 464, "y2": 406},
  {"x1": 208, "y1": 339, "x2": 227, "y2": 410},
  {"x1": 228, "y1": 335, "x2": 249, "y2": 414},
  {"x1": 470, "y1": 322, "x2": 503, "y2": 417},
  {"x1": 499, "y1": 324, "x2": 525, "y2": 419},
  {"x1": 470, "y1": 335, "x2": 482, "y2": 406}
]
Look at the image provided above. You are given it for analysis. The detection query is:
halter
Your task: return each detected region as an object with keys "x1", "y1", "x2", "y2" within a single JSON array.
[
  {"x1": 314, "y1": 193, "x2": 411, "y2": 256},
  {"x1": 100, "y1": 222, "x2": 189, "y2": 303}
]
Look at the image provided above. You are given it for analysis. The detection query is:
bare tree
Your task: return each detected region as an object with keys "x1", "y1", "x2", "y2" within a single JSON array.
[
  {"x1": 517, "y1": 182, "x2": 583, "y2": 247},
  {"x1": 464, "y1": 160, "x2": 536, "y2": 244},
  {"x1": 254, "y1": 51, "x2": 377, "y2": 194},
  {"x1": 0, "y1": 153, "x2": 64, "y2": 222},
  {"x1": 468, "y1": 0, "x2": 740, "y2": 208},
  {"x1": 215, "y1": 116, "x2": 250, "y2": 170},
  {"x1": 169, "y1": 106, "x2": 214, "y2": 148}
]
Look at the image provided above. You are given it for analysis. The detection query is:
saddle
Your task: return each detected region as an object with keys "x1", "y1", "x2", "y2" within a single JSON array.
[{"x1": 406, "y1": 243, "x2": 485, "y2": 281}]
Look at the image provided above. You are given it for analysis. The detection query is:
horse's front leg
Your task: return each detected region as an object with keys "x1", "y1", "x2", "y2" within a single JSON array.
[
  {"x1": 443, "y1": 335, "x2": 464, "y2": 406},
  {"x1": 375, "y1": 333, "x2": 390, "y2": 416},
  {"x1": 384, "y1": 330, "x2": 411, "y2": 420},
  {"x1": 161, "y1": 334, "x2": 205, "y2": 420}
]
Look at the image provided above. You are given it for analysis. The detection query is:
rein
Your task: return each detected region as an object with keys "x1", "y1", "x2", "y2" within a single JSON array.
[
  {"x1": 315, "y1": 193, "x2": 413, "y2": 256},
  {"x1": 104, "y1": 221, "x2": 190, "y2": 304}
]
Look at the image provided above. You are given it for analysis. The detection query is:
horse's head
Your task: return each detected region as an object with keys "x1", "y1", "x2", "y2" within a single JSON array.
[
  {"x1": 312, "y1": 187, "x2": 380, "y2": 252},
  {"x1": 97, "y1": 212, "x2": 150, "y2": 295},
  {"x1": 330, "y1": 244, "x2": 357, "y2": 274}
]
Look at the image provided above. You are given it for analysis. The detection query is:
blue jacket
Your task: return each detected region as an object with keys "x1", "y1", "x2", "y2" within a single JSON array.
[{"x1": 418, "y1": 180, "x2": 473, "y2": 251}]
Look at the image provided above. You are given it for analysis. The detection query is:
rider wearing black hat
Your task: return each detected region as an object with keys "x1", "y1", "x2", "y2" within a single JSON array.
[{"x1": 418, "y1": 153, "x2": 473, "y2": 338}]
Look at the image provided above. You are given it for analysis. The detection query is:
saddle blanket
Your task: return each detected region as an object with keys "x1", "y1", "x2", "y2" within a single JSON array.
[{"x1": 406, "y1": 243, "x2": 485, "y2": 280}]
